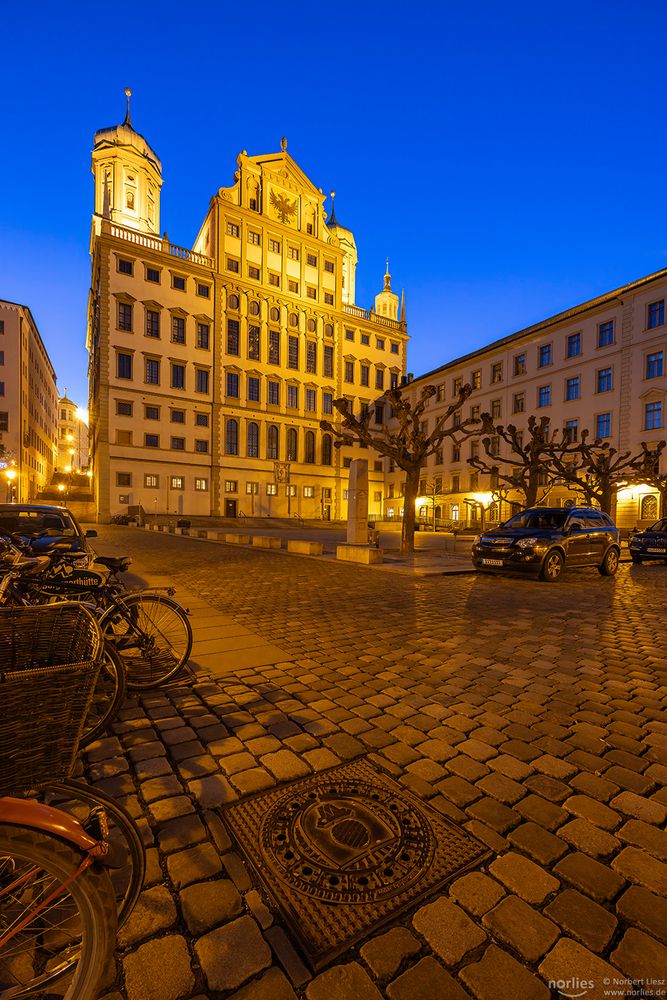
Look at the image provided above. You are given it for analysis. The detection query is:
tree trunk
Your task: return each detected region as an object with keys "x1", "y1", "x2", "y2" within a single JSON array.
[
  {"x1": 600, "y1": 481, "x2": 615, "y2": 517},
  {"x1": 401, "y1": 466, "x2": 420, "y2": 554},
  {"x1": 525, "y1": 466, "x2": 540, "y2": 508}
]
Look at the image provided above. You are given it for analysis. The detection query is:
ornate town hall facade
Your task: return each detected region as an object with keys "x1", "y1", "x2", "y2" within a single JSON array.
[{"x1": 87, "y1": 99, "x2": 408, "y2": 521}]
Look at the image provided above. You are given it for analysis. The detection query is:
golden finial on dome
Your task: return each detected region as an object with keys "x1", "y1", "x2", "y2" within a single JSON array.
[{"x1": 124, "y1": 87, "x2": 132, "y2": 126}]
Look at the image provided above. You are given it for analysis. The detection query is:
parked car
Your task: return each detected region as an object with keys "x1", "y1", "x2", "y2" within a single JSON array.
[
  {"x1": 471, "y1": 506, "x2": 621, "y2": 582},
  {"x1": 628, "y1": 518, "x2": 667, "y2": 563},
  {"x1": 0, "y1": 504, "x2": 97, "y2": 563}
]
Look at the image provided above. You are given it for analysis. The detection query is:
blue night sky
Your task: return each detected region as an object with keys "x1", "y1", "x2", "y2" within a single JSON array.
[{"x1": 2, "y1": 1, "x2": 666, "y2": 406}]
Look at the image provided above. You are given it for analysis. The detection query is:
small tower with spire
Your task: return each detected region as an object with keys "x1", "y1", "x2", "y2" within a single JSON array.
[
  {"x1": 374, "y1": 259, "x2": 400, "y2": 321},
  {"x1": 326, "y1": 191, "x2": 358, "y2": 305},
  {"x1": 91, "y1": 88, "x2": 163, "y2": 235}
]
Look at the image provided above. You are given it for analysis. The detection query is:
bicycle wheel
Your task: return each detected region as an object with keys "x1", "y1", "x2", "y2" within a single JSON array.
[
  {"x1": 0, "y1": 823, "x2": 116, "y2": 1000},
  {"x1": 101, "y1": 593, "x2": 192, "y2": 689},
  {"x1": 79, "y1": 645, "x2": 127, "y2": 749},
  {"x1": 36, "y1": 781, "x2": 145, "y2": 928}
]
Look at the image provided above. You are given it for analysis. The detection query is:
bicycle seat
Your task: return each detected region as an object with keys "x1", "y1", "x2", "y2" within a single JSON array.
[{"x1": 94, "y1": 556, "x2": 132, "y2": 572}]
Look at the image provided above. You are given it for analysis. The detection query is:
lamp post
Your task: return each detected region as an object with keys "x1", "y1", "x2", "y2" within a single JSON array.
[
  {"x1": 57, "y1": 482, "x2": 67, "y2": 503},
  {"x1": 4, "y1": 467, "x2": 17, "y2": 503}
]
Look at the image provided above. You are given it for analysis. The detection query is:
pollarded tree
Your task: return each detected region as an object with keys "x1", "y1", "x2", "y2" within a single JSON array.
[
  {"x1": 626, "y1": 440, "x2": 667, "y2": 516},
  {"x1": 467, "y1": 415, "x2": 557, "y2": 509},
  {"x1": 320, "y1": 383, "x2": 487, "y2": 553}
]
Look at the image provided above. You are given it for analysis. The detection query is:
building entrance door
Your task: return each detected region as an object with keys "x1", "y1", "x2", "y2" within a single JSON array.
[
  {"x1": 225, "y1": 499, "x2": 237, "y2": 518},
  {"x1": 322, "y1": 504, "x2": 331, "y2": 521}
]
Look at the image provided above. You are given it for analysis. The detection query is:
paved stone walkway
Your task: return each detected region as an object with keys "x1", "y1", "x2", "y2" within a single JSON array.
[{"x1": 90, "y1": 527, "x2": 666, "y2": 1000}]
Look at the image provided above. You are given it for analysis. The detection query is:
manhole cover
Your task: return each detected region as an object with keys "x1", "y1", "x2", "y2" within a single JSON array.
[{"x1": 221, "y1": 757, "x2": 490, "y2": 969}]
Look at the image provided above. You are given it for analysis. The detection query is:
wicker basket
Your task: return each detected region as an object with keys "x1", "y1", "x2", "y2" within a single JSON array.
[{"x1": 0, "y1": 603, "x2": 103, "y2": 795}]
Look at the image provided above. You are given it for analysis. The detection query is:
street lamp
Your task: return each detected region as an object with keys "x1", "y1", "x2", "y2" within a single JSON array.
[
  {"x1": 57, "y1": 483, "x2": 66, "y2": 502},
  {"x1": 4, "y1": 467, "x2": 17, "y2": 503}
]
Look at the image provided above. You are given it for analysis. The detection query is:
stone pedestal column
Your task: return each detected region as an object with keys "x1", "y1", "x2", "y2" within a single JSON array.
[{"x1": 347, "y1": 459, "x2": 369, "y2": 544}]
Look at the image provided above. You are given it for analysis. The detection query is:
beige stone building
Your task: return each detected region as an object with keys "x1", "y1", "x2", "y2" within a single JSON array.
[
  {"x1": 87, "y1": 99, "x2": 408, "y2": 522},
  {"x1": 0, "y1": 300, "x2": 58, "y2": 502},
  {"x1": 389, "y1": 269, "x2": 667, "y2": 529},
  {"x1": 57, "y1": 393, "x2": 89, "y2": 472}
]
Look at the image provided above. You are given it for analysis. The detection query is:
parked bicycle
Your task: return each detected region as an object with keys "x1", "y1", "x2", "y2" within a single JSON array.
[{"x1": 0, "y1": 603, "x2": 144, "y2": 1000}]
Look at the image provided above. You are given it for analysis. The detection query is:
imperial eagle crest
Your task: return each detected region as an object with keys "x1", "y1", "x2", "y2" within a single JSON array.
[{"x1": 270, "y1": 190, "x2": 297, "y2": 224}]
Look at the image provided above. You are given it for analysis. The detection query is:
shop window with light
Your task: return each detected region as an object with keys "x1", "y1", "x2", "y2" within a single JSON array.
[
  {"x1": 225, "y1": 480, "x2": 238, "y2": 493},
  {"x1": 304, "y1": 486, "x2": 315, "y2": 498},
  {"x1": 266, "y1": 483, "x2": 277, "y2": 496}
]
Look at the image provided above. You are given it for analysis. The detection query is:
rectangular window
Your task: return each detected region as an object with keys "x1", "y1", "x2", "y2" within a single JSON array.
[
  {"x1": 196, "y1": 283, "x2": 210, "y2": 298},
  {"x1": 324, "y1": 292, "x2": 334, "y2": 305},
  {"x1": 646, "y1": 401, "x2": 663, "y2": 430},
  {"x1": 171, "y1": 316, "x2": 185, "y2": 344},
  {"x1": 598, "y1": 320, "x2": 615, "y2": 347},
  {"x1": 248, "y1": 265, "x2": 260, "y2": 280},
  {"x1": 118, "y1": 302, "x2": 132, "y2": 331},
  {"x1": 361, "y1": 333, "x2": 370, "y2": 346},
  {"x1": 268, "y1": 273, "x2": 280, "y2": 287},
  {"x1": 345, "y1": 329, "x2": 354, "y2": 341},
  {"x1": 513, "y1": 353, "x2": 526, "y2": 376},
  {"x1": 597, "y1": 367, "x2": 613, "y2": 393},
  {"x1": 118, "y1": 258, "x2": 133, "y2": 275},
  {"x1": 195, "y1": 412, "x2": 209, "y2": 427},
  {"x1": 146, "y1": 310, "x2": 160, "y2": 338},
  {"x1": 145, "y1": 434, "x2": 159, "y2": 448},
  {"x1": 323, "y1": 392, "x2": 333, "y2": 414},
  {"x1": 306, "y1": 341, "x2": 317, "y2": 374},
  {"x1": 195, "y1": 478, "x2": 208, "y2": 491},
  {"x1": 286, "y1": 484, "x2": 297, "y2": 497},
  {"x1": 647, "y1": 351, "x2": 664, "y2": 379},
  {"x1": 539, "y1": 344, "x2": 552, "y2": 368},
  {"x1": 288, "y1": 280, "x2": 299, "y2": 293},
  {"x1": 226, "y1": 372, "x2": 240, "y2": 397},
  {"x1": 287, "y1": 385, "x2": 298, "y2": 409},
  {"x1": 171, "y1": 364, "x2": 185, "y2": 389},
  {"x1": 306, "y1": 287, "x2": 317, "y2": 300},
  {"x1": 116, "y1": 400, "x2": 133, "y2": 416},
  {"x1": 226, "y1": 222, "x2": 240, "y2": 237},
  {"x1": 491, "y1": 362, "x2": 502, "y2": 384},
  {"x1": 323, "y1": 345, "x2": 334, "y2": 378},
  {"x1": 195, "y1": 369, "x2": 209, "y2": 394},
  {"x1": 145, "y1": 358, "x2": 160, "y2": 384},
  {"x1": 306, "y1": 253, "x2": 317, "y2": 266},
  {"x1": 269, "y1": 239, "x2": 281, "y2": 253},
  {"x1": 146, "y1": 267, "x2": 160, "y2": 283},
  {"x1": 375, "y1": 369, "x2": 385, "y2": 391},
  {"x1": 538, "y1": 384, "x2": 551, "y2": 407},
  {"x1": 375, "y1": 403, "x2": 385, "y2": 424},
  {"x1": 266, "y1": 483, "x2": 277, "y2": 496},
  {"x1": 288, "y1": 336, "x2": 299, "y2": 370},
  {"x1": 227, "y1": 319, "x2": 240, "y2": 355},
  {"x1": 563, "y1": 419, "x2": 578, "y2": 443},
  {"x1": 195, "y1": 439, "x2": 208, "y2": 453},
  {"x1": 324, "y1": 260, "x2": 334, "y2": 273},
  {"x1": 359, "y1": 364, "x2": 369, "y2": 387},
  {"x1": 305, "y1": 388, "x2": 316, "y2": 412},
  {"x1": 648, "y1": 300, "x2": 665, "y2": 329},
  {"x1": 452, "y1": 474, "x2": 460, "y2": 492},
  {"x1": 453, "y1": 377, "x2": 462, "y2": 395},
  {"x1": 145, "y1": 405, "x2": 159, "y2": 420},
  {"x1": 170, "y1": 476, "x2": 184, "y2": 489},
  {"x1": 249, "y1": 197, "x2": 258, "y2": 211},
  {"x1": 171, "y1": 409, "x2": 185, "y2": 423},
  {"x1": 471, "y1": 369, "x2": 481, "y2": 389},
  {"x1": 596, "y1": 412, "x2": 611, "y2": 439},
  {"x1": 246, "y1": 482, "x2": 259, "y2": 494},
  {"x1": 116, "y1": 352, "x2": 133, "y2": 379},
  {"x1": 491, "y1": 399, "x2": 502, "y2": 419},
  {"x1": 116, "y1": 472, "x2": 132, "y2": 486},
  {"x1": 144, "y1": 474, "x2": 159, "y2": 488},
  {"x1": 376, "y1": 338, "x2": 385, "y2": 351},
  {"x1": 226, "y1": 258, "x2": 239, "y2": 273},
  {"x1": 566, "y1": 376, "x2": 580, "y2": 401},
  {"x1": 247, "y1": 376, "x2": 260, "y2": 402},
  {"x1": 171, "y1": 436, "x2": 185, "y2": 451},
  {"x1": 239, "y1": 327, "x2": 258, "y2": 363},
  {"x1": 172, "y1": 275, "x2": 186, "y2": 291},
  {"x1": 567, "y1": 332, "x2": 581, "y2": 357},
  {"x1": 268, "y1": 381, "x2": 280, "y2": 405},
  {"x1": 247, "y1": 231, "x2": 261, "y2": 245},
  {"x1": 344, "y1": 361, "x2": 354, "y2": 383},
  {"x1": 196, "y1": 323, "x2": 210, "y2": 349},
  {"x1": 303, "y1": 485, "x2": 315, "y2": 497},
  {"x1": 269, "y1": 331, "x2": 280, "y2": 365},
  {"x1": 288, "y1": 246, "x2": 299, "y2": 260}
]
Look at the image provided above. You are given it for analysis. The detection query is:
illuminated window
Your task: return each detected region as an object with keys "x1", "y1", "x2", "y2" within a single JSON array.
[
  {"x1": 195, "y1": 478, "x2": 208, "y2": 491},
  {"x1": 269, "y1": 239, "x2": 281, "y2": 253},
  {"x1": 248, "y1": 231, "x2": 261, "y2": 245},
  {"x1": 226, "y1": 222, "x2": 240, "y2": 237}
]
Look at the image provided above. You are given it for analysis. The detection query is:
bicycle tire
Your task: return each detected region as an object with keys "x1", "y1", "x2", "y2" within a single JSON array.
[
  {"x1": 0, "y1": 823, "x2": 116, "y2": 1000},
  {"x1": 100, "y1": 593, "x2": 192, "y2": 689},
  {"x1": 37, "y1": 780, "x2": 145, "y2": 928},
  {"x1": 79, "y1": 644, "x2": 127, "y2": 749}
]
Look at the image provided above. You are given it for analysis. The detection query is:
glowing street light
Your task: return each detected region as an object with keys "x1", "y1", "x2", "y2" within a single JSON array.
[{"x1": 4, "y1": 466, "x2": 17, "y2": 502}]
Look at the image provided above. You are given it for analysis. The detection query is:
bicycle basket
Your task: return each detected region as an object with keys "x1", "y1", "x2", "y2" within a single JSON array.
[{"x1": 0, "y1": 603, "x2": 103, "y2": 795}]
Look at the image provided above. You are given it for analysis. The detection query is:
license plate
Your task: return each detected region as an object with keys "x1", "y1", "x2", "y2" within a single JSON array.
[
  {"x1": 481, "y1": 558, "x2": 504, "y2": 566},
  {"x1": 647, "y1": 547, "x2": 666, "y2": 553}
]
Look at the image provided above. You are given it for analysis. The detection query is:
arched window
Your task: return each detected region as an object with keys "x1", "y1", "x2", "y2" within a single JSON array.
[
  {"x1": 489, "y1": 502, "x2": 499, "y2": 522},
  {"x1": 435, "y1": 505, "x2": 442, "y2": 522},
  {"x1": 287, "y1": 428, "x2": 298, "y2": 462},
  {"x1": 267, "y1": 425, "x2": 279, "y2": 460},
  {"x1": 228, "y1": 294, "x2": 239, "y2": 310},
  {"x1": 247, "y1": 422, "x2": 259, "y2": 458},
  {"x1": 249, "y1": 300, "x2": 260, "y2": 316},
  {"x1": 322, "y1": 433, "x2": 332, "y2": 465},
  {"x1": 451, "y1": 504, "x2": 460, "y2": 521},
  {"x1": 641, "y1": 494, "x2": 658, "y2": 521},
  {"x1": 307, "y1": 318, "x2": 316, "y2": 333},
  {"x1": 226, "y1": 419, "x2": 238, "y2": 455},
  {"x1": 270, "y1": 307, "x2": 280, "y2": 322},
  {"x1": 304, "y1": 431, "x2": 315, "y2": 463}
]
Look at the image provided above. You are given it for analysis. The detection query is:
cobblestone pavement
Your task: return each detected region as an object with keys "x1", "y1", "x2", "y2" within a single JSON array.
[{"x1": 89, "y1": 526, "x2": 667, "y2": 1000}]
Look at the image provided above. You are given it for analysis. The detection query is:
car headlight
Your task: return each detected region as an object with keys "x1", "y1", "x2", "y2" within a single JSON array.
[
  {"x1": 516, "y1": 537, "x2": 540, "y2": 548},
  {"x1": 473, "y1": 536, "x2": 481, "y2": 546}
]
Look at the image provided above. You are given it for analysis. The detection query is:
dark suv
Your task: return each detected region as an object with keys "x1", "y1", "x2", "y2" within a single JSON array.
[
  {"x1": 0, "y1": 504, "x2": 97, "y2": 564},
  {"x1": 472, "y1": 506, "x2": 620, "y2": 582}
]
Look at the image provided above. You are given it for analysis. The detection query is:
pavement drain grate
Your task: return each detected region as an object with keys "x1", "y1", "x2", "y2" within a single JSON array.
[{"x1": 221, "y1": 757, "x2": 491, "y2": 969}]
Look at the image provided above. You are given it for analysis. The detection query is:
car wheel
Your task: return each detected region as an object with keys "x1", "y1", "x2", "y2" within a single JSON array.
[
  {"x1": 540, "y1": 550, "x2": 564, "y2": 582},
  {"x1": 599, "y1": 547, "x2": 620, "y2": 576},
  {"x1": 630, "y1": 553, "x2": 642, "y2": 564}
]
